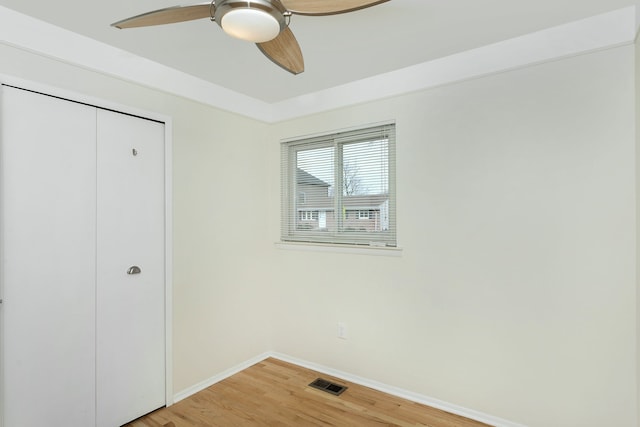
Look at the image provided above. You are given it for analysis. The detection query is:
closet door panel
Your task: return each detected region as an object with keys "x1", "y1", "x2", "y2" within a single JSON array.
[
  {"x1": 0, "y1": 86, "x2": 97, "y2": 427},
  {"x1": 96, "y1": 110, "x2": 165, "y2": 427}
]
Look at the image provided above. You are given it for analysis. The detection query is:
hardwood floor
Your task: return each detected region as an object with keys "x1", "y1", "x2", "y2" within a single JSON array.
[{"x1": 127, "y1": 358, "x2": 490, "y2": 427}]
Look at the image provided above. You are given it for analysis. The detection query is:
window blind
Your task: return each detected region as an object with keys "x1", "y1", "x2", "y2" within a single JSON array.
[{"x1": 281, "y1": 123, "x2": 396, "y2": 247}]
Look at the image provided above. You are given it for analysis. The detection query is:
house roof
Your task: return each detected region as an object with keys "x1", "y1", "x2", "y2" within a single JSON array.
[
  {"x1": 297, "y1": 168, "x2": 329, "y2": 187},
  {"x1": 297, "y1": 168, "x2": 388, "y2": 210}
]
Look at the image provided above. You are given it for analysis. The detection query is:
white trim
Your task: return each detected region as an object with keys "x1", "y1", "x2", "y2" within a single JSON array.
[
  {"x1": 0, "y1": 6, "x2": 273, "y2": 122},
  {"x1": 270, "y1": 6, "x2": 636, "y2": 122},
  {"x1": 164, "y1": 119, "x2": 174, "y2": 406},
  {"x1": 172, "y1": 352, "x2": 272, "y2": 403},
  {"x1": 0, "y1": 74, "x2": 172, "y2": 125},
  {"x1": 270, "y1": 353, "x2": 524, "y2": 427},
  {"x1": 280, "y1": 119, "x2": 397, "y2": 143},
  {"x1": 0, "y1": 77, "x2": 175, "y2": 413},
  {"x1": 173, "y1": 351, "x2": 524, "y2": 427},
  {"x1": 275, "y1": 242, "x2": 403, "y2": 257},
  {"x1": 0, "y1": 5, "x2": 636, "y2": 123},
  {"x1": 0, "y1": 86, "x2": 5, "y2": 427}
]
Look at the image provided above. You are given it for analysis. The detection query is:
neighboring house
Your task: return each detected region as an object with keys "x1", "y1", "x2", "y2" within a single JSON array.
[{"x1": 296, "y1": 168, "x2": 389, "y2": 232}]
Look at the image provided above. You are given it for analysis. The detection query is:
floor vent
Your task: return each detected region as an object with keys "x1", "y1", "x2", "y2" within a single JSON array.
[{"x1": 309, "y1": 378, "x2": 348, "y2": 396}]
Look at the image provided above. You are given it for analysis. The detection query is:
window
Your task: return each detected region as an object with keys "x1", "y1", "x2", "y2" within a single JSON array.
[
  {"x1": 281, "y1": 123, "x2": 396, "y2": 247},
  {"x1": 357, "y1": 210, "x2": 370, "y2": 220},
  {"x1": 299, "y1": 210, "x2": 317, "y2": 221}
]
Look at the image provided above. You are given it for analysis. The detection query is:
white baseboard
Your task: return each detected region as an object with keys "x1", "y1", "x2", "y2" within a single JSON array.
[
  {"x1": 269, "y1": 353, "x2": 525, "y2": 427},
  {"x1": 173, "y1": 351, "x2": 525, "y2": 427},
  {"x1": 172, "y1": 352, "x2": 271, "y2": 403}
]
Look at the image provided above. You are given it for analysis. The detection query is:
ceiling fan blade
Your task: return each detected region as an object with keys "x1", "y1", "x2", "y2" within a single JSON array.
[
  {"x1": 280, "y1": 0, "x2": 389, "y2": 16},
  {"x1": 112, "y1": 2, "x2": 212, "y2": 29},
  {"x1": 257, "y1": 27, "x2": 304, "y2": 75}
]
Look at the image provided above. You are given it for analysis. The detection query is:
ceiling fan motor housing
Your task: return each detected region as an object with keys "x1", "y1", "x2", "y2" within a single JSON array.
[{"x1": 214, "y1": 0, "x2": 288, "y2": 42}]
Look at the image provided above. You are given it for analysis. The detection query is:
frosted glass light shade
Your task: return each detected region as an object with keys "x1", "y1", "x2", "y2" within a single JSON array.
[{"x1": 221, "y1": 8, "x2": 281, "y2": 42}]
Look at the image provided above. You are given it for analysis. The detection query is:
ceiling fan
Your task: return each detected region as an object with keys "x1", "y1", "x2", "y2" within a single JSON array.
[{"x1": 112, "y1": 0, "x2": 390, "y2": 75}]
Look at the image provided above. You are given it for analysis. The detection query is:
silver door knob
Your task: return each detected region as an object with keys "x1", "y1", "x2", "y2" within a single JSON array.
[{"x1": 127, "y1": 266, "x2": 141, "y2": 275}]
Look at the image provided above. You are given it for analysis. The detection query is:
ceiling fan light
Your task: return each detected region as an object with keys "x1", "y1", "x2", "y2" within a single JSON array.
[{"x1": 221, "y1": 8, "x2": 281, "y2": 43}]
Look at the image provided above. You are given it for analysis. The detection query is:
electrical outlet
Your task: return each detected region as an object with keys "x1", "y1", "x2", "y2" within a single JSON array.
[{"x1": 337, "y1": 322, "x2": 347, "y2": 340}]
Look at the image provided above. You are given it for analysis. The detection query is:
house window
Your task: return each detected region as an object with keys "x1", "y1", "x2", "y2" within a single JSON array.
[
  {"x1": 358, "y1": 210, "x2": 370, "y2": 220},
  {"x1": 299, "y1": 210, "x2": 317, "y2": 221},
  {"x1": 281, "y1": 123, "x2": 396, "y2": 247}
]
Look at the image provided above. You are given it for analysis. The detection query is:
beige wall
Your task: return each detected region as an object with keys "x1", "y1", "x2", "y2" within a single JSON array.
[
  {"x1": 1, "y1": 40, "x2": 638, "y2": 426},
  {"x1": 268, "y1": 45, "x2": 637, "y2": 426},
  {"x1": 0, "y1": 44, "x2": 273, "y2": 392}
]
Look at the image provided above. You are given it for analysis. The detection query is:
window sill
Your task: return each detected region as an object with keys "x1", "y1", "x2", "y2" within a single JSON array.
[{"x1": 274, "y1": 242, "x2": 403, "y2": 257}]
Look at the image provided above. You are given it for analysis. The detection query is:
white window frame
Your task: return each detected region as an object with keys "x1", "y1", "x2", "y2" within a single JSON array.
[
  {"x1": 358, "y1": 210, "x2": 370, "y2": 220},
  {"x1": 281, "y1": 122, "x2": 396, "y2": 247},
  {"x1": 299, "y1": 210, "x2": 316, "y2": 221}
]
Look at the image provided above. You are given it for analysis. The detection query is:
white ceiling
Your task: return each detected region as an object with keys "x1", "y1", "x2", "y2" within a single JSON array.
[{"x1": 0, "y1": 0, "x2": 638, "y2": 105}]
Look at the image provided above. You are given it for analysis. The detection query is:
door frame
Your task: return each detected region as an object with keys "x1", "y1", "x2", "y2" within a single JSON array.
[{"x1": 0, "y1": 75, "x2": 174, "y2": 427}]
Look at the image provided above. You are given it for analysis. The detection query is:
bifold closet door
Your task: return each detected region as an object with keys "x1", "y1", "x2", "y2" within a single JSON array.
[
  {"x1": 1, "y1": 86, "x2": 97, "y2": 426},
  {"x1": 96, "y1": 109, "x2": 166, "y2": 427}
]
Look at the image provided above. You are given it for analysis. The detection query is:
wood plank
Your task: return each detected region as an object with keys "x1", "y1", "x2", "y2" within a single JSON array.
[{"x1": 126, "y1": 358, "x2": 490, "y2": 427}]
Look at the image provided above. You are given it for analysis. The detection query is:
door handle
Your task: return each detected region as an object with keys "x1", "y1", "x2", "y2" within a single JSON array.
[{"x1": 127, "y1": 266, "x2": 142, "y2": 275}]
